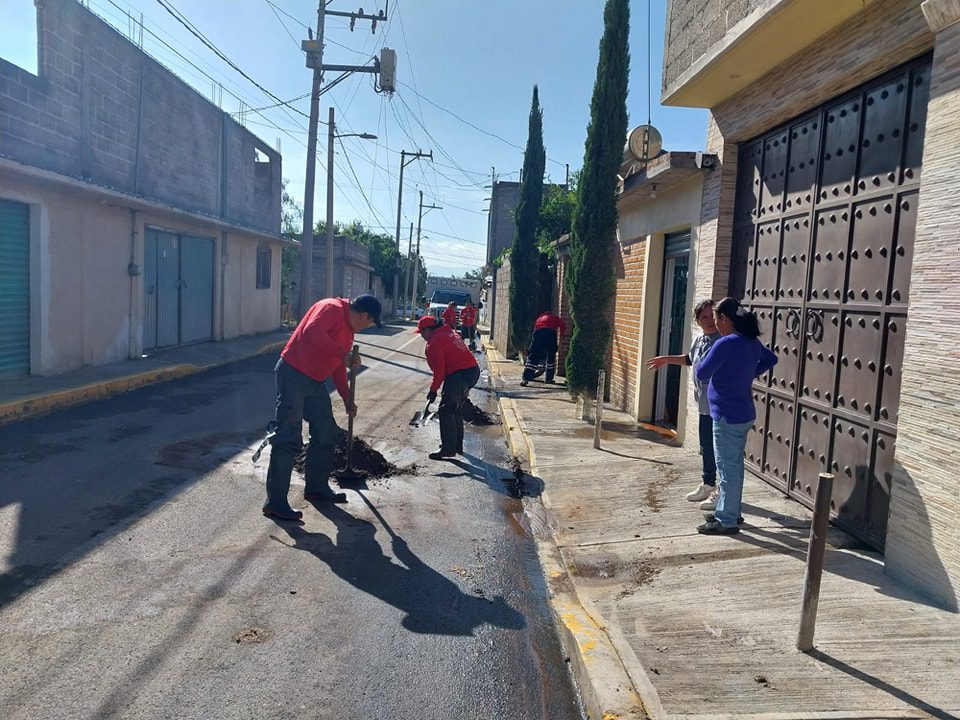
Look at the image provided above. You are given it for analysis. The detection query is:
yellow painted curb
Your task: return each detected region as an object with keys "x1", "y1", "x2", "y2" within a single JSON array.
[
  {"x1": 482, "y1": 340, "x2": 648, "y2": 720},
  {"x1": 0, "y1": 364, "x2": 199, "y2": 424}
]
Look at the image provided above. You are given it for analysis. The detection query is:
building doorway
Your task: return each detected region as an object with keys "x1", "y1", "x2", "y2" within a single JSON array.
[
  {"x1": 654, "y1": 231, "x2": 691, "y2": 428},
  {"x1": 730, "y1": 56, "x2": 930, "y2": 550},
  {"x1": 144, "y1": 228, "x2": 214, "y2": 351}
]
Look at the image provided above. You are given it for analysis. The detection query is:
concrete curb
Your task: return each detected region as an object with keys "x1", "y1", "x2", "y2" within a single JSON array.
[
  {"x1": 485, "y1": 340, "x2": 648, "y2": 720},
  {"x1": 0, "y1": 340, "x2": 287, "y2": 426}
]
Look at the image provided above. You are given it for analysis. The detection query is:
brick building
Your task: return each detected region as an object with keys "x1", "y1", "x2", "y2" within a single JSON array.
[
  {"x1": 664, "y1": 0, "x2": 960, "y2": 608},
  {"x1": 0, "y1": 0, "x2": 287, "y2": 377}
]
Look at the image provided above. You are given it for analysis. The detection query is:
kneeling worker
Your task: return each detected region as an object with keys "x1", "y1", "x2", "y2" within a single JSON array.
[
  {"x1": 263, "y1": 294, "x2": 382, "y2": 521},
  {"x1": 415, "y1": 315, "x2": 480, "y2": 460}
]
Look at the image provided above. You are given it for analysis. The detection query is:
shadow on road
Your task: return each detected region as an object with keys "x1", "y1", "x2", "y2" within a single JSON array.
[{"x1": 271, "y1": 496, "x2": 526, "y2": 636}]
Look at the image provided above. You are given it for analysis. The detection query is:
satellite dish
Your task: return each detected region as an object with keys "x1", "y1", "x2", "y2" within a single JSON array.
[{"x1": 625, "y1": 125, "x2": 663, "y2": 161}]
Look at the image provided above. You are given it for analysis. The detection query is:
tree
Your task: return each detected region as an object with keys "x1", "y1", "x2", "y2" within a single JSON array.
[
  {"x1": 280, "y1": 180, "x2": 303, "y2": 320},
  {"x1": 536, "y1": 172, "x2": 578, "y2": 256},
  {"x1": 565, "y1": 0, "x2": 629, "y2": 396},
  {"x1": 464, "y1": 267, "x2": 486, "y2": 280},
  {"x1": 509, "y1": 85, "x2": 546, "y2": 354}
]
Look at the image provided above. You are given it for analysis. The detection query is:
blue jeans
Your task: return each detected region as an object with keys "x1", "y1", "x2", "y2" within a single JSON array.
[
  {"x1": 265, "y1": 359, "x2": 341, "y2": 511},
  {"x1": 698, "y1": 413, "x2": 717, "y2": 486},
  {"x1": 712, "y1": 417, "x2": 754, "y2": 527}
]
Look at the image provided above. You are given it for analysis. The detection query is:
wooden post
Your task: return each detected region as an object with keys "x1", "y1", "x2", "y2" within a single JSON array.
[
  {"x1": 797, "y1": 472, "x2": 834, "y2": 652},
  {"x1": 593, "y1": 369, "x2": 605, "y2": 449}
]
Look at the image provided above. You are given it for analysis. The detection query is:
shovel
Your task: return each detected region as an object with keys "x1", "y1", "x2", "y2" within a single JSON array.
[
  {"x1": 251, "y1": 420, "x2": 277, "y2": 463},
  {"x1": 333, "y1": 345, "x2": 367, "y2": 484},
  {"x1": 409, "y1": 399, "x2": 437, "y2": 427}
]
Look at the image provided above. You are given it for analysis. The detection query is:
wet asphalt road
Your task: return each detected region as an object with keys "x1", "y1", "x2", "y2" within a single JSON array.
[{"x1": 0, "y1": 325, "x2": 584, "y2": 720}]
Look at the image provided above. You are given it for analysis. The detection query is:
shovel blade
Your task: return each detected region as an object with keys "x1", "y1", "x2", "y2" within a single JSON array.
[{"x1": 409, "y1": 411, "x2": 423, "y2": 426}]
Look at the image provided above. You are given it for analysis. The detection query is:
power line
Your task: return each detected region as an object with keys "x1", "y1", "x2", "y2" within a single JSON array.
[
  {"x1": 154, "y1": 0, "x2": 311, "y2": 119},
  {"x1": 397, "y1": 79, "x2": 567, "y2": 169}
]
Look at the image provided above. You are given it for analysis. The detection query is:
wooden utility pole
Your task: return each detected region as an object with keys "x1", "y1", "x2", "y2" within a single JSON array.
[{"x1": 325, "y1": 106, "x2": 336, "y2": 299}]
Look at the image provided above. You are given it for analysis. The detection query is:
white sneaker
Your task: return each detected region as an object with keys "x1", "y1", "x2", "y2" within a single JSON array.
[
  {"x1": 699, "y1": 488, "x2": 720, "y2": 511},
  {"x1": 685, "y1": 483, "x2": 712, "y2": 502}
]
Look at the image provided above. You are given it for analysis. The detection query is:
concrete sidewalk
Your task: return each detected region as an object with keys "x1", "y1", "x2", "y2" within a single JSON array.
[
  {"x1": 485, "y1": 341, "x2": 960, "y2": 720},
  {"x1": 0, "y1": 330, "x2": 290, "y2": 425}
]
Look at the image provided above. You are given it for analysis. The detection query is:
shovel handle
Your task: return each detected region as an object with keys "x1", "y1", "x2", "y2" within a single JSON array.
[{"x1": 345, "y1": 344, "x2": 360, "y2": 468}]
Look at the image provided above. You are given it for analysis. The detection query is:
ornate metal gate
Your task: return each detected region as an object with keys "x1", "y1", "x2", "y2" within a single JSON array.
[{"x1": 730, "y1": 56, "x2": 931, "y2": 550}]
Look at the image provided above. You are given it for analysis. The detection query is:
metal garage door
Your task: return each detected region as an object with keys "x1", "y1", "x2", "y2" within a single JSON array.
[
  {"x1": 144, "y1": 229, "x2": 214, "y2": 351},
  {"x1": 730, "y1": 55, "x2": 931, "y2": 550},
  {"x1": 0, "y1": 199, "x2": 30, "y2": 376}
]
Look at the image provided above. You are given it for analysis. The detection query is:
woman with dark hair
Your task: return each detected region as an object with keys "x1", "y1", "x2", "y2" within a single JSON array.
[{"x1": 694, "y1": 297, "x2": 778, "y2": 535}]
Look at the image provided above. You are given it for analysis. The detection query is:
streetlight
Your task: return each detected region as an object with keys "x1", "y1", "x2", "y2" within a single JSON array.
[{"x1": 325, "y1": 106, "x2": 377, "y2": 300}]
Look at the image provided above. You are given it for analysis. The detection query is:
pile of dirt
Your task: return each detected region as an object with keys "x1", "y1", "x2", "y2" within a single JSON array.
[
  {"x1": 294, "y1": 436, "x2": 417, "y2": 479},
  {"x1": 462, "y1": 398, "x2": 499, "y2": 426}
]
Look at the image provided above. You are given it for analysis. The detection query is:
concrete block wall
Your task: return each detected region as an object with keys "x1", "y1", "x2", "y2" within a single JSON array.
[
  {"x1": 0, "y1": 0, "x2": 280, "y2": 235},
  {"x1": 608, "y1": 240, "x2": 646, "y2": 415},
  {"x1": 492, "y1": 258, "x2": 513, "y2": 356},
  {"x1": 662, "y1": 0, "x2": 762, "y2": 91}
]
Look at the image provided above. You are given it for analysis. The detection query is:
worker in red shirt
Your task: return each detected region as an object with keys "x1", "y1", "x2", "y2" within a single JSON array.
[
  {"x1": 441, "y1": 301, "x2": 459, "y2": 329},
  {"x1": 263, "y1": 294, "x2": 382, "y2": 521},
  {"x1": 415, "y1": 315, "x2": 481, "y2": 459},
  {"x1": 521, "y1": 311, "x2": 567, "y2": 386},
  {"x1": 459, "y1": 300, "x2": 478, "y2": 352}
]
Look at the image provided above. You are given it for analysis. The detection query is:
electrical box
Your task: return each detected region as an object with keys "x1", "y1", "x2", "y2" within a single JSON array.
[
  {"x1": 379, "y1": 48, "x2": 397, "y2": 93},
  {"x1": 302, "y1": 39, "x2": 323, "y2": 69}
]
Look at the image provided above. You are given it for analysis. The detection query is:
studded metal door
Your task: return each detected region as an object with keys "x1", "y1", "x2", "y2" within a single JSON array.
[{"x1": 730, "y1": 56, "x2": 930, "y2": 550}]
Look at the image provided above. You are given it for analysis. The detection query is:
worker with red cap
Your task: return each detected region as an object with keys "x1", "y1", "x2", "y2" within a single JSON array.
[
  {"x1": 459, "y1": 300, "x2": 478, "y2": 352},
  {"x1": 521, "y1": 311, "x2": 566, "y2": 386},
  {"x1": 415, "y1": 315, "x2": 480, "y2": 459},
  {"x1": 441, "y1": 301, "x2": 458, "y2": 329}
]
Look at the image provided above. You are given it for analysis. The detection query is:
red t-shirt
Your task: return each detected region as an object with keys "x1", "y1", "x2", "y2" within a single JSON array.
[
  {"x1": 534, "y1": 312, "x2": 566, "y2": 336},
  {"x1": 442, "y1": 306, "x2": 458, "y2": 327},
  {"x1": 460, "y1": 306, "x2": 477, "y2": 327},
  {"x1": 281, "y1": 298, "x2": 353, "y2": 400},
  {"x1": 425, "y1": 325, "x2": 479, "y2": 392}
]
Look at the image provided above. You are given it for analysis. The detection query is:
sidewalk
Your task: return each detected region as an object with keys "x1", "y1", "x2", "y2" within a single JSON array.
[
  {"x1": 485, "y1": 341, "x2": 960, "y2": 720},
  {"x1": 0, "y1": 330, "x2": 290, "y2": 425}
]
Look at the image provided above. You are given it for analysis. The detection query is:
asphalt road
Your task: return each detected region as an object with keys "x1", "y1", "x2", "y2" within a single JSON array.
[{"x1": 0, "y1": 325, "x2": 584, "y2": 720}]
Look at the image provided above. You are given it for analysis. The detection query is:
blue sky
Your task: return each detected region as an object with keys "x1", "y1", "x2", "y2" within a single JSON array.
[{"x1": 0, "y1": 0, "x2": 708, "y2": 277}]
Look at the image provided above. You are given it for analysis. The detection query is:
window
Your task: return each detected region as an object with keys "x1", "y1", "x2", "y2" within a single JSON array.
[{"x1": 256, "y1": 245, "x2": 272, "y2": 289}]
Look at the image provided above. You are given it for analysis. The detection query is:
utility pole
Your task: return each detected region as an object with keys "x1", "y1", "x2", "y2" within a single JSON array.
[
  {"x1": 394, "y1": 149, "x2": 432, "y2": 317},
  {"x1": 325, "y1": 106, "x2": 336, "y2": 298},
  {"x1": 409, "y1": 190, "x2": 442, "y2": 318},
  {"x1": 401, "y1": 223, "x2": 413, "y2": 319},
  {"x1": 297, "y1": 3, "x2": 326, "y2": 318},
  {"x1": 298, "y1": 2, "x2": 394, "y2": 317}
]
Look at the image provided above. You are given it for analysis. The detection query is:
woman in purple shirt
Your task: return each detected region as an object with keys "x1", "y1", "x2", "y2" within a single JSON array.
[{"x1": 695, "y1": 297, "x2": 778, "y2": 535}]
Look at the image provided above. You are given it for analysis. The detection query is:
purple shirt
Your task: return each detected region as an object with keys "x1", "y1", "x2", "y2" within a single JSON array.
[{"x1": 696, "y1": 333, "x2": 778, "y2": 423}]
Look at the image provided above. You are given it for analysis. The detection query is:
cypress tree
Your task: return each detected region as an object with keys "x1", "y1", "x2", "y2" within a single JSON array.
[
  {"x1": 509, "y1": 85, "x2": 546, "y2": 355},
  {"x1": 565, "y1": 0, "x2": 629, "y2": 396}
]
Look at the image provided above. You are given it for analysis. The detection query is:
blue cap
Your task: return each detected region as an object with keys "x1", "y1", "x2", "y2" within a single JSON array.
[{"x1": 351, "y1": 294, "x2": 383, "y2": 327}]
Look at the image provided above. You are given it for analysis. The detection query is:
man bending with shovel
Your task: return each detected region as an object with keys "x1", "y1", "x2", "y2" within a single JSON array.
[
  {"x1": 263, "y1": 294, "x2": 382, "y2": 521},
  {"x1": 415, "y1": 316, "x2": 480, "y2": 460}
]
